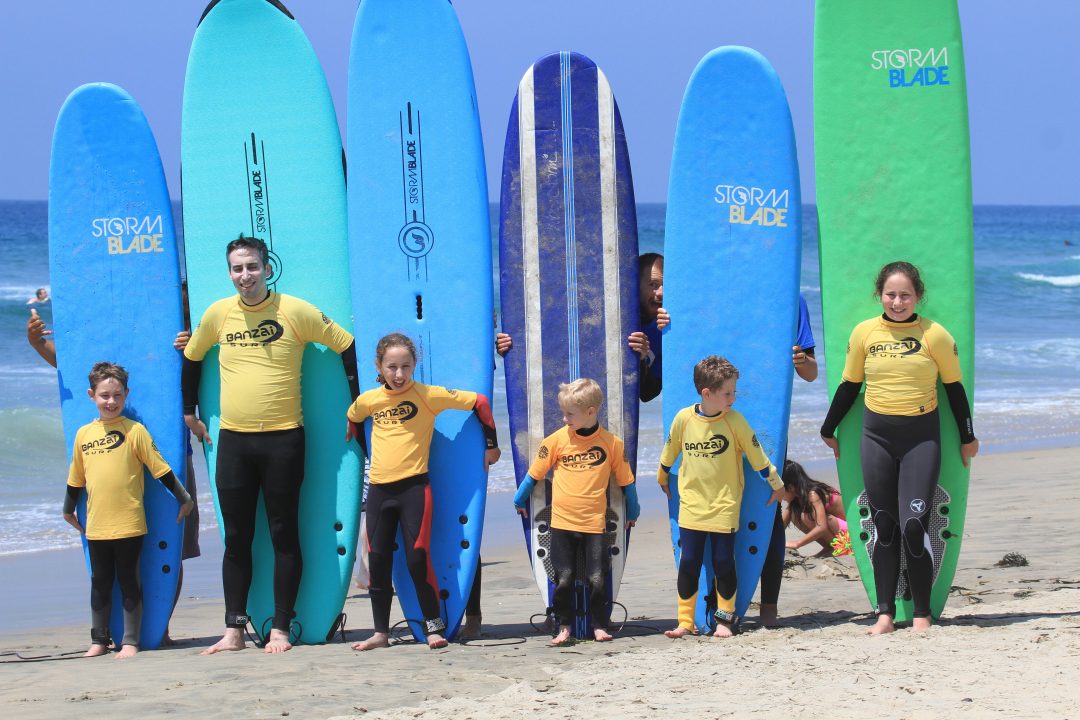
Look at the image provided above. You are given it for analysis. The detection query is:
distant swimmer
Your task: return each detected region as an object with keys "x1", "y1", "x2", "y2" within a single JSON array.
[{"x1": 27, "y1": 287, "x2": 50, "y2": 305}]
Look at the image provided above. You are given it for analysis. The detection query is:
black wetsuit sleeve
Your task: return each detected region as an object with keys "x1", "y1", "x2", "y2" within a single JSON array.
[
  {"x1": 340, "y1": 341, "x2": 360, "y2": 401},
  {"x1": 181, "y1": 356, "x2": 202, "y2": 415},
  {"x1": 944, "y1": 381, "x2": 976, "y2": 444},
  {"x1": 820, "y1": 380, "x2": 862, "y2": 438},
  {"x1": 63, "y1": 485, "x2": 81, "y2": 514},
  {"x1": 156, "y1": 470, "x2": 193, "y2": 505},
  {"x1": 473, "y1": 394, "x2": 499, "y2": 450},
  {"x1": 639, "y1": 358, "x2": 662, "y2": 402}
]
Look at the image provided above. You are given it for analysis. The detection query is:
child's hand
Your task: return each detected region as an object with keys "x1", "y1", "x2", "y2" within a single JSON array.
[
  {"x1": 515, "y1": 507, "x2": 528, "y2": 518},
  {"x1": 767, "y1": 487, "x2": 784, "y2": 506},
  {"x1": 185, "y1": 414, "x2": 211, "y2": 446},
  {"x1": 626, "y1": 519, "x2": 637, "y2": 528},
  {"x1": 173, "y1": 330, "x2": 191, "y2": 352},
  {"x1": 660, "y1": 484, "x2": 670, "y2": 499},
  {"x1": 63, "y1": 512, "x2": 84, "y2": 534},
  {"x1": 495, "y1": 332, "x2": 512, "y2": 357},
  {"x1": 785, "y1": 540, "x2": 799, "y2": 551},
  {"x1": 821, "y1": 435, "x2": 839, "y2": 459},
  {"x1": 177, "y1": 499, "x2": 195, "y2": 523},
  {"x1": 484, "y1": 447, "x2": 501, "y2": 471},
  {"x1": 656, "y1": 307, "x2": 670, "y2": 331},
  {"x1": 345, "y1": 419, "x2": 360, "y2": 442}
]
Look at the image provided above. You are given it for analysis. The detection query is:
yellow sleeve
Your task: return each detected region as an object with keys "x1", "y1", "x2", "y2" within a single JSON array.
[
  {"x1": 737, "y1": 415, "x2": 781, "y2": 490},
  {"x1": 347, "y1": 392, "x2": 372, "y2": 423},
  {"x1": 132, "y1": 424, "x2": 172, "y2": 479},
  {"x1": 611, "y1": 436, "x2": 635, "y2": 488},
  {"x1": 67, "y1": 436, "x2": 85, "y2": 488},
  {"x1": 526, "y1": 432, "x2": 558, "y2": 480},
  {"x1": 184, "y1": 301, "x2": 224, "y2": 361},
  {"x1": 293, "y1": 298, "x2": 354, "y2": 353},
  {"x1": 841, "y1": 322, "x2": 869, "y2": 383},
  {"x1": 927, "y1": 321, "x2": 963, "y2": 384},
  {"x1": 658, "y1": 410, "x2": 685, "y2": 486},
  {"x1": 425, "y1": 385, "x2": 478, "y2": 414}
]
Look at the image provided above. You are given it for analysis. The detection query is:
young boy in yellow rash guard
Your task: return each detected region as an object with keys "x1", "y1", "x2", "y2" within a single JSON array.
[
  {"x1": 658, "y1": 356, "x2": 783, "y2": 638},
  {"x1": 513, "y1": 378, "x2": 640, "y2": 646},
  {"x1": 63, "y1": 362, "x2": 194, "y2": 659}
]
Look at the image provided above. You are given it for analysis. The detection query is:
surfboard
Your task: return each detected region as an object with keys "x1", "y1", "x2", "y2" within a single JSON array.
[
  {"x1": 662, "y1": 47, "x2": 801, "y2": 631},
  {"x1": 49, "y1": 83, "x2": 187, "y2": 650},
  {"x1": 814, "y1": 0, "x2": 974, "y2": 621},
  {"x1": 500, "y1": 51, "x2": 640, "y2": 640},
  {"x1": 347, "y1": 0, "x2": 492, "y2": 642},
  {"x1": 181, "y1": 0, "x2": 361, "y2": 644}
]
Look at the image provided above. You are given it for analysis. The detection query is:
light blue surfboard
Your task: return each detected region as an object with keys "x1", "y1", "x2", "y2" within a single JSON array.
[
  {"x1": 181, "y1": 0, "x2": 360, "y2": 644},
  {"x1": 500, "y1": 52, "x2": 640, "y2": 640},
  {"x1": 347, "y1": 0, "x2": 492, "y2": 642},
  {"x1": 49, "y1": 83, "x2": 187, "y2": 651},
  {"x1": 662, "y1": 47, "x2": 801, "y2": 630}
]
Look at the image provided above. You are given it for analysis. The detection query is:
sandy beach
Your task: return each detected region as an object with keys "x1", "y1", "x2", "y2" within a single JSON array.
[{"x1": 2, "y1": 446, "x2": 1078, "y2": 719}]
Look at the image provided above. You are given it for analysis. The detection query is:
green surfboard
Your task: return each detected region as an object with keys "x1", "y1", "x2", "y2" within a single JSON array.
[{"x1": 814, "y1": 0, "x2": 974, "y2": 621}]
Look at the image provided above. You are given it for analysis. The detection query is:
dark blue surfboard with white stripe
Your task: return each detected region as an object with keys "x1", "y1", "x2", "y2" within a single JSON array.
[{"x1": 500, "y1": 52, "x2": 639, "y2": 639}]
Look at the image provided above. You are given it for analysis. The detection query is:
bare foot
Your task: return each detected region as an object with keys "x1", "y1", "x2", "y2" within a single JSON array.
[
  {"x1": 664, "y1": 626, "x2": 693, "y2": 639},
  {"x1": 200, "y1": 628, "x2": 246, "y2": 656},
  {"x1": 912, "y1": 616, "x2": 933, "y2": 633},
  {"x1": 593, "y1": 627, "x2": 613, "y2": 642},
  {"x1": 264, "y1": 629, "x2": 293, "y2": 654},
  {"x1": 459, "y1": 615, "x2": 482, "y2": 640},
  {"x1": 351, "y1": 632, "x2": 390, "y2": 651},
  {"x1": 712, "y1": 622, "x2": 735, "y2": 638},
  {"x1": 550, "y1": 625, "x2": 572, "y2": 646},
  {"x1": 866, "y1": 614, "x2": 896, "y2": 636},
  {"x1": 84, "y1": 644, "x2": 108, "y2": 658},
  {"x1": 759, "y1": 603, "x2": 779, "y2": 628},
  {"x1": 427, "y1": 633, "x2": 448, "y2": 650},
  {"x1": 114, "y1": 644, "x2": 138, "y2": 659}
]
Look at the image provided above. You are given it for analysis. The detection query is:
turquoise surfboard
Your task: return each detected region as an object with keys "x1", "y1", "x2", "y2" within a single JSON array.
[
  {"x1": 815, "y1": 0, "x2": 974, "y2": 622},
  {"x1": 662, "y1": 47, "x2": 801, "y2": 630},
  {"x1": 500, "y1": 51, "x2": 640, "y2": 640},
  {"x1": 181, "y1": 0, "x2": 361, "y2": 644},
  {"x1": 347, "y1": 0, "x2": 492, "y2": 642},
  {"x1": 49, "y1": 83, "x2": 187, "y2": 650}
]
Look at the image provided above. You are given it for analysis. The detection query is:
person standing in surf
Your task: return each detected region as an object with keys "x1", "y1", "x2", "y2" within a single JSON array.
[
  {"x1": 348, "y1": 332, "x2": 500, "y2": 651},
  {"x1": 513, "y1": 378, "x2": 640, "y2": 645},
  {"x1": 183, "y1": 236, "x2": 360, "y2": 655},
  {"x1": 819, "y1": 261, "x2": 978, "y2": 634}
]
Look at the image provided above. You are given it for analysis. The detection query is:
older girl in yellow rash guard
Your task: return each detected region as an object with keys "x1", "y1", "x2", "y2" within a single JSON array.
[
  {"x1": 658, "y1": 356, "x2": 783, "y2": 639},
  {"x1": 820, "y1": 261, "x2": 979, "y2": 636},
  {"x1": 347, "y1": 333, "x2": 500, "y2": 652}
]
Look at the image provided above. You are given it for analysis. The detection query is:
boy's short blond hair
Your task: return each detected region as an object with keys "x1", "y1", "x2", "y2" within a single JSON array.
[
  {"x1": 89, "y1": 361, "x2": 129, "y2": 391},
  {"x1": 557, "y1": 378, "x2": 603, "y2": 411},
  {"x1": 693, "y1": 355, "x2": 739, "y2": 393}
]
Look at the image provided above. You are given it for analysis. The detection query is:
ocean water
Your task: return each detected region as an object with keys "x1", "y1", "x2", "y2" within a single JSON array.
[{"x1": 2, "y1": 201, "x2": 1078, "y2": 556}]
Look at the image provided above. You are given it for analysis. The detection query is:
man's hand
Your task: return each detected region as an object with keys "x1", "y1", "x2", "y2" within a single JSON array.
[
  {"x1": 627, "y1": 331, "x2": 650, "y2": 360},
  {"x1": 185, "y1": 414, "x2": 211, "y2": 445},
  {"x1": 63, "y1": 512, "x2": 84, "y2": 534},
  {"x1": 495, "y1": 332, "x2": 512, "y2": 357},
  {"x1": 174, "y1": 331, "x2": 191, "y2": 352},
  {"x1": 656, "y1": 307, "x2": 670, "y2": 331}
]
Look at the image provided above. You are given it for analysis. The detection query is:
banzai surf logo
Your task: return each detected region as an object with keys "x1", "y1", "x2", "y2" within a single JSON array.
[
  {"x1": 82, "y1": 430, "x2": 125, "y2": 454},
  {"x1": 714, "y1": 184, "x2": 790, "y2": 227},
  {"x1": 372, "y1": 401, "x2": 419, "y2": 425},
  {"x1": 868, "y1": 337, "x2": 922, "y2": 357},
  {"x1": 684, "y1": 434, "x2": 730, "y2": 458},
  {"x1": 559, "y1": 446, "x2": 608, "y2": 470},
  {"x1": 870, "y1": 47, "x2": 951, "y2": 89},
  {"x1": 225, "y1": 319, "x2": 284, "y2": 346},
  {"x1": 93, "y1": 215, "x2": 166, "y2": 255}
]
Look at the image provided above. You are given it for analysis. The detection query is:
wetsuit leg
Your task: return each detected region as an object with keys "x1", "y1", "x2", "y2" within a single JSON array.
[
  {"x1": 675, "y1": 528, "x2": 707, "y2": 630},
  {"x1": 861, "y1": 410, "x2": 903, "y2": 617},
  {"x1": 466, "y1": 557, "x2": 481, "y2": 617},
  {"x1": 549, "y1": 528, "x2": 578, "y2": 626},
  {"x1": 395, "y1": 475, "x2": 444, "y2": 634},
  {"x1": 896, "y1": 412, "x2": 941, "y2": 619},
  {"x1": 582, "y1": 531, "x2": 609, "y2": 629},
  {"x1": 759, "y1": 504, "x2": 786, "y2": 605},
  {"x1": 364, "y1": 482, "x2": 400, "y2": 634},
  {"x1": 215, "y1": 429, "x2": 261, "y2": 628},
  {"x1": 114, "y1": 535, "x2": 144, "y2": 647},
  {"x1": 710, "y1": 531, "x2": 738, "y2": 623},
  {"x1": 87, "y1": 538, "x2": 116, "y2": 643},
  {"x1": 257, "y1": 427, "x2": 306, "y2": 632}
]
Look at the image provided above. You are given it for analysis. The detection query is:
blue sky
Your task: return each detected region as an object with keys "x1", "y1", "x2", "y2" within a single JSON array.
[{"x1": 2, "y1": 0, "x2": 1076, "y2": 203}]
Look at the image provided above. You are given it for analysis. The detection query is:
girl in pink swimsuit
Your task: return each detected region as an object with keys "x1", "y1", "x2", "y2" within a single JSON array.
[{"x1": 780, "y1": 460, "x2": 850, "y2": 557}]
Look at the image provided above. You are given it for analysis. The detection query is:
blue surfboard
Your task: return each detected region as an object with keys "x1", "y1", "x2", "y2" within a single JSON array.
[
  {"x1": 181, "y1": 0, "x2": 361, "y2": 644},
  {"x1": 347, "y1": 0, "x2": 492, "y2": 642},
  {"x1": 500, "y1": 52, "x2": 640, "y2": 640},
  {"x1": 49, "y1": 83, "x2": 187, "y2": 650},
  {"x1": 662, "y1": 47, "x2": 801, "y2": 630}
]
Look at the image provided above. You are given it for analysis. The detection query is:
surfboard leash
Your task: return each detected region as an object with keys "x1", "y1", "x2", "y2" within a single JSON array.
[{"x1": 0, "y1": 649, "x2": 89, "y2": 663}]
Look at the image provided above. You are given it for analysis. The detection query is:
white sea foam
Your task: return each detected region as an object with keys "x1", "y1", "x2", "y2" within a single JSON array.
[{"x1": 1016, "y1": 272, "x2": 1080, "y2": 288}]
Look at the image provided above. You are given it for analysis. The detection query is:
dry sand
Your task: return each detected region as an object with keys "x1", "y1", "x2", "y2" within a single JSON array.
[{"x1": 2, "y1": 446, "x2": 1078, "y2": 719}]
